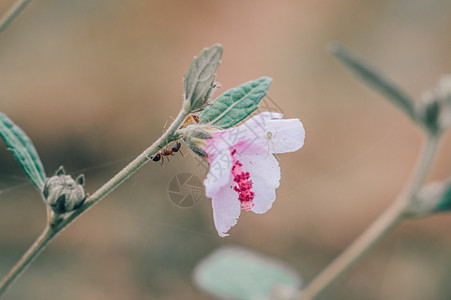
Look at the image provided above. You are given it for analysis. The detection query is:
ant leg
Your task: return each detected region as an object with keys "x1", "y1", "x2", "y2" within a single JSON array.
[
  {"x1": 163, "y1": 116, "x2": 176, "y2": 134},
  {"x1": 179, "y1": 149, "x2": 190, "y2": 157}
]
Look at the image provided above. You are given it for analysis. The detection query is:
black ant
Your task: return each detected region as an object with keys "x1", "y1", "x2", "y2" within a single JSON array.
[
  {"x1": 150, "y1": 111, "x2": 199, "y2": 166},
  {"x1": 150, "y1": 141, "x2": 182, "y2": 166}
]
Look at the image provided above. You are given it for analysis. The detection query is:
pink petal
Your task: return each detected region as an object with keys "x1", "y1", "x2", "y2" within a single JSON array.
[
  {"x1": 204, "y1": 131, "x2": 231, "y2": 157},
  {"x1": 211, "y1": 184, "x2": 241, "y2": 237},
  {"x1": 206, "y1": 112, "x2": 282, "y2": 156},
  {"x1": 204, "y1": 151, "x2": 233, "y2": 198},
  {"x1": 239, "y1": 154, "x2": 281, "y2": 214}
]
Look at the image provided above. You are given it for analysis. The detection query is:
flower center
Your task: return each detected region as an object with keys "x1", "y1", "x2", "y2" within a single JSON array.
[{"x1": 231, "y1": 149, "x2": 255, "y2": 211}]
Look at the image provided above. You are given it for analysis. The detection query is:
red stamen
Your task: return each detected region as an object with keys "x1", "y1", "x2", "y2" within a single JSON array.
[{"x1": 231, "y1": 149, "x2": 254, "y2": 211}]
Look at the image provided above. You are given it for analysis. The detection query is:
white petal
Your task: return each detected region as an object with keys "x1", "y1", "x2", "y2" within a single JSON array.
[
  {"x1": 240, "y1": 118, "x2": 305, "y2": 156},
  {"x1": 235, "y1": 112, "x2": 284, "y2": 142},
  {"x1": 240, "y1": 154, "x2": 281, "y2": 214},
  {"x1": 211, "y1": 185, "x2": 241, "y2": 237},
  {"x1": 266, "y1": 118, "x2": 305, "y2": 154},
  {"x1": 242, "y1": 112, "x2": 284, "y2": 128},
  {"x1": 204, "y1": 151, "x2": 233, "y2": 198}
]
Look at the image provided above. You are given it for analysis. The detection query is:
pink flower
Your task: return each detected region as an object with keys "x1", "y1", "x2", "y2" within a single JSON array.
[{"x1": 203, "y1": 112, "x2": 305, "y2": 237}]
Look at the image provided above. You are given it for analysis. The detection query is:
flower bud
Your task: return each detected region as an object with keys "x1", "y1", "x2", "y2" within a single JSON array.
[
  {"x1": 43, "y1": 166, "x2": 87, "y2": 214},
  {"x1": 177, "y1": 124, "x2": 218, "y2": 158}
]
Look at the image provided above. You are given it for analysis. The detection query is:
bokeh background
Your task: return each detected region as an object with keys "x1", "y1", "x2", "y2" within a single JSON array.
[{"x1": 0, "y1": 0, "x2": 451, "y2": 299}]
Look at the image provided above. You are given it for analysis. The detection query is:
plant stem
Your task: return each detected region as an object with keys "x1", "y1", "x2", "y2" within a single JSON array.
[
  {"x1": 0, "y1": 0, "x2": 31, "y2": 35},
  {"x1": 0, "y1": 226, "x2": 50, "y2": 296},
  {"x1": 299, "y1": 133, "x2": 440, "y2": 300},
  {"x1": 0, "y1": 109, "x2": 190, "y2": 298}
]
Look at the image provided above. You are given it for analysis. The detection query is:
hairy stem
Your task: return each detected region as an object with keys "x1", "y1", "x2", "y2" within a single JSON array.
[
  {"x1": 0, "y1": 109, "x2": 190, "y2": 298},
  {"x1": 0, "y1": 0, "x2": 31, "y2": 35},
  {"x1": 299, "y1": 133, "x2": 440, "y2": 300}
]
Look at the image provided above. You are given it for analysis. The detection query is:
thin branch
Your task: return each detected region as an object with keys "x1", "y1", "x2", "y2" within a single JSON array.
[
  {"x1": 0, "y1": 0, "x2": 31, "y2": 35},
  {"x1": 299, "y1": 133, "x2": 440, "y2": 300},
  {"x1": 0, "y1": 226, "x2": 51, "y2": 296},
  {"x1": 0, "y1": 109, "x2": 190, "y2": 298}
]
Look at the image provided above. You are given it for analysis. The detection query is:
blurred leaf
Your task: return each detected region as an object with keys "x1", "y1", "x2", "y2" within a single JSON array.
[
  {"x1": 436, "y1": 181, "x2": 451, "y2": 211},
  {"x1": 417, "y1": 93, "x2": 441, "y2": 133},
  {"x1": 184, "y1": 44, "x2": 223, "y2": 112},
  {"x1": 193, "y1": 246, "x2": 301, "y2": 300},
  {"x1": 330, "y1": 43, "x2": 416, "y2": 121},
  {"x1": 199, "y1": 77, "x2": 272, "y2": 129},
  {"x1": 0, "y1": 113, "x2": 46, "y2": 190}
]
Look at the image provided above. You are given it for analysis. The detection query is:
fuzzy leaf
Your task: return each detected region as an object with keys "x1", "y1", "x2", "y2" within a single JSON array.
[
  {"x1": 0, "y1": 113, "x2": 46, "y2": 190},
  {"x1": 330, "y1": 44, "x2": 416, "y2": 121},
  {"x1": 436, "y1": 183, "x2": 451, "y2": 211},
  {"x1": 199, "y1": 77, "x2": 272, "y2": 129},
  {"x1": 184, "y1": 44, "x2": 223, "y2": 112},
  {"x1": 193, "y1": 246, "x2": 301, "y2": 300}
]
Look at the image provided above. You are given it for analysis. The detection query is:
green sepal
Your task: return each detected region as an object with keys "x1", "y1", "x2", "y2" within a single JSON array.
[
  {"x1": 199, "y1": 77, "x2": 272, "y2": 129},
  {"x1": 330, "y1": 43, "x2": 416, "y2": 122},
  {"x1": 0, "y1": 113, "x2": 46, "y2": 190},
  {"x1": 183, "y1": 137, "x2": 207, "y2": 157},
  {"x1": 183, "y1": 44, "x2": 223, "y2": 112},
  {"x1": 193, "y1": 246, "x2": 301, "y2": 300}
]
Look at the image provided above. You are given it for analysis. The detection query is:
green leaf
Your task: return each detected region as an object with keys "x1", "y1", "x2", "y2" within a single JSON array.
[
  {"x1": 193, "y1": 246, "x2": 302, "y2": 300},
  {"x1": 199, "y1": 77, "x2": 272, "y2": 129},
  {"x1": 330, "y1": 43, "x2": 416, "y2": 121},
  {"x1": 0, "y1": 113, "x2": 46, "y2": 190},
  {"x1": 183, "y1": 44, "x2": 223, "y2": 112}
]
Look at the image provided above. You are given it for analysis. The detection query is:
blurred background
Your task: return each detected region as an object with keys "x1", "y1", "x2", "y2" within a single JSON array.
[{"x1": 0, "y1": 0, "x2": 451, "y2": 299}]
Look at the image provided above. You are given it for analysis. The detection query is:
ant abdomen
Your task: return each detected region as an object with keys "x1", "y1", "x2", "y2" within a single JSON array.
[
  {"x1": 172, "y1": 142, "x2": 181, "y2": 153},
  {"x1": 151, "y1": 153, "x2": 161, "y2": 162}
]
